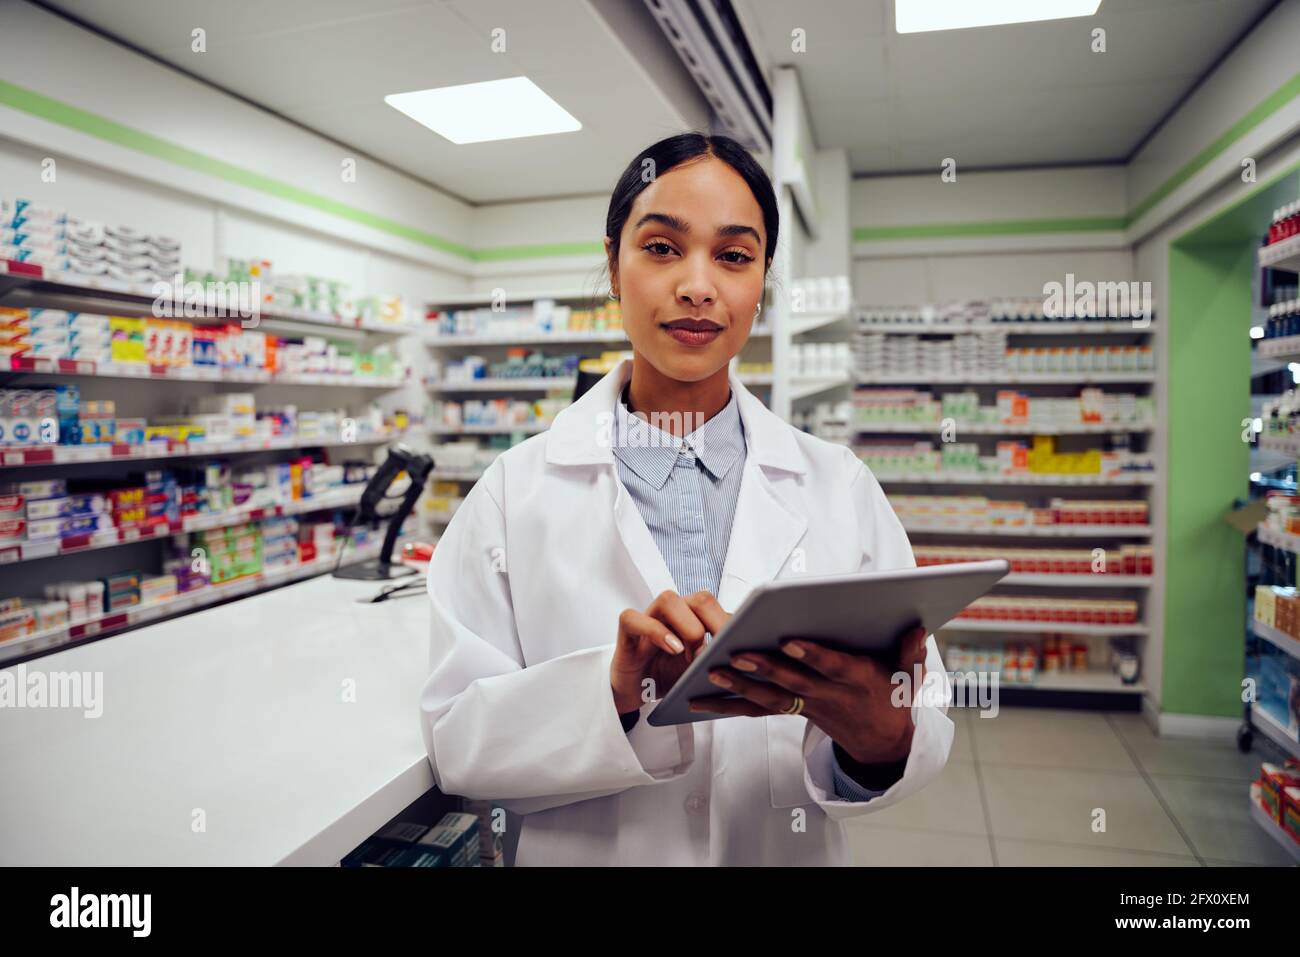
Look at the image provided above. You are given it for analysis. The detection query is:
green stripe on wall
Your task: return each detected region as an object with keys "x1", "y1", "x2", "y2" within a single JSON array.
[
  {"x1": 854, "y1": 217, "x2": 1124, "y2": 241},
  {"x1": 1129, "y1": 71, "x2": 1300, "y2": 226},
  {"x1": 3, "y1": 63, "x2": 1297, "y2": 255},
  {"x1": 0, "y1": 78, "x2": 596, "y2": 263},
  {"x1": 852, "y1": 70, "x2": 1300, "y2": 244}
]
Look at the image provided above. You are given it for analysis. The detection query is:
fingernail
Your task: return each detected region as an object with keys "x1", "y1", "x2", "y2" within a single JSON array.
[
  {"x1": 732, "y1": 657, "x2": 758, "y2": 672},
  {"x1": 666, "y1": 634, "x2": 684, "y2": 653},
  {"x1": 708, "y1": 672, "x2": 731, "y2": 687},
  {"x1": 783, "y1": 642, "x2": 805, "y2": 659}
]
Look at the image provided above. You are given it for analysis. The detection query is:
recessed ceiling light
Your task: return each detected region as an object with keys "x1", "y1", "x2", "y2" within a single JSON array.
[
  {"x1": 895, "y1": 0, "x2": 1102, "y2": 34},
  {"x1": 384, "y1": 76, "x2": 581, "y2": 144}
]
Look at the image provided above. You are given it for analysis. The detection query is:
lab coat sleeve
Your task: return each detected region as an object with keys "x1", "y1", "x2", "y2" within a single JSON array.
[
  {"x1": 418, "y1": 461, "x2": 696, "y2": 817},
  {"x1": 799, "y1": 456, "x2": 955, "y2": 821}
]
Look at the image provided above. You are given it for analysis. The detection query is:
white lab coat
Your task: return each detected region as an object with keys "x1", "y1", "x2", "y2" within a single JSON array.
[{"x1": 420, "y1": 357, "x2": 953, "y2": 866}]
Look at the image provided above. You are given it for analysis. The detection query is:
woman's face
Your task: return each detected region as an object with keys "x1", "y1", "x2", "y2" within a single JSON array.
[{"x1": 606, "y1": 155, "x2": 768, "y2": 383}]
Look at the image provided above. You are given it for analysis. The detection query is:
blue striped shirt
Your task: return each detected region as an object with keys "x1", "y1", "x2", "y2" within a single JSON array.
[{"x1": 612, "y1": 383, "x2": 887, "y2": 803}]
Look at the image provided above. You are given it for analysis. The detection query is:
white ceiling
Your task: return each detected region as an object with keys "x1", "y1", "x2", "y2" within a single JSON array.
[
  {"x1": 40, "y1": 0, "x2": 1279, "y2": 200},
  {"x1": 38, "y1": 0, "x2": 709, "y2": 204},
  {"x1": 735, "y1": 0, "x2": 1277, "y2": 173}
]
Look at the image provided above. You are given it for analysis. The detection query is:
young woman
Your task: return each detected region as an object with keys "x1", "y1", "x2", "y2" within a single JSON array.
[{"x1": 420, "y1": 133, "x2": 953, "y2": 866}]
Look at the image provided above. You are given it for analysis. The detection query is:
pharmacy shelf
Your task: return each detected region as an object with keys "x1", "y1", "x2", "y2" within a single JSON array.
[
  {"x1": 854, "y1": 321, "x2": 1153, "y2": 335},
  {"x1": 854, "y1": 371, "x2": 1156, "y2": 384},
  {"x1": 0, "y1": 260, "x2": 419, "y2": 337},
  {"x1": 0, "y1": 485, "x2": 365, "y2": 565},
  {"x1": 424, "y1": 329, "x2": 627, "y2": 346},
  {"x1": 940, "y1": 620, "x2": 1148, "y2": 636},
  {"x1": 1252, "y1": 705, "x2": 1300, "y2": 759},
  {"x1": 427, "y1": 377, "x2": 575, "y2": 393},
  {"x1": 3, "y1": 354, "x2": 405, "y2": 389},
  {"x1": 789, "y1": 311, "x2": 850, "y2": 336},
  {"x1": 954, "y1": 670, "x2": 1145, "y2": 694},
  {"x1": 0, "y1": 538, "x2": 397, "y2": 666},
  {"x1": 790, "y1": 374, "x2": 851, "y2": 401},
  {"x1": 1258, "y1": 434, "x2": 1300, "y2": 456},
  {"x1": 1256, "y1": 524, "x2": 1300, "y2": 553},
  {"x1": 857, "y1": 421, "x2": 1154, "y2": 435},
  {"x1": 1252, "y1": 620, "x2": 1300, "y2": 661},
  {"x1": 425, "y1": 509, "x2": 460, "y2": 524},
  {"x1": 0, "y1": 430, "x2": 407, "y2": 469},
  {"x1": 873, "y1": 472, "x2": 1157, "y2": 486},
  {"x1": 1248, "y1": 799, "x2": 1300, "y2": 862},
  {"x1": 429, "y1": 423, "x2": 549, "y2": 436},
  {"x1": 997, "y1": 573, "x2": 1153, "y2": 587},
  {"x1": 1259, "y1": 234, "x2": 1300, "y2": 273},
  {"x1": 1256, "y1": 335, "x2": 1300, "y2": 363},
  {"x1": 903, "y1": 524, "x2": 1153, "y2": 538}
]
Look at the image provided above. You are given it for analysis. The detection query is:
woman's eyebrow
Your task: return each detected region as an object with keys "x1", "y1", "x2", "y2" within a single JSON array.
[{"x1": 634, "y1": 212, "x2": 759, "y2": 244}]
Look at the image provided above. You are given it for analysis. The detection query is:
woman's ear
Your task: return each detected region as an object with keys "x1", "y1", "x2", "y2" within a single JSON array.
[{"x1": 604, "y1": 236, "x2": 619, "y2": 297}]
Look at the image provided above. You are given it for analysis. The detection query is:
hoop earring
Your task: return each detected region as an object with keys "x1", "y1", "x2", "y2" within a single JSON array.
[
  {"x1": 609, "y1": 290, "x2": 619, "y2": 302},
  {"x1": 754, "y1": 302, "x2": 762, "y2": 319}
]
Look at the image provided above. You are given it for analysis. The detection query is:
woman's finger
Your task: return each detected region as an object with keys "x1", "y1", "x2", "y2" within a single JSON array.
[
  {"x1": 616, "y1": 608, "x2": 683, "y2": 661},
  {"x1": 706, "y1": 667, "x2": 807, "y2": 714},
  {"x1": 647, "y1": 591, "x2": 709, "y2": 650},
  {"x1": 684, "y1": 591, "x2": 732, "y2": 641},
  {"x1": 726, "y1": 651, "x2": 833, "y2": 698}
]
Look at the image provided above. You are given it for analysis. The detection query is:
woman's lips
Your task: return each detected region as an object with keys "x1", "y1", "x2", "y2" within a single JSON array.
[{"x1": 662, "y1": 324, "x2": 723, "y2": 346}]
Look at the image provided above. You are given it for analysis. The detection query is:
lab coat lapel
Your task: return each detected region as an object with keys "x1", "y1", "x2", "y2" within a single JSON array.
[
  {"x1": 544, "y1": 357, "x2": 809, "y2": 609},
  {"x1": 612, "y1": 472, "x2": 678, "y2": 602},
  {"x1": 716, "y1": 458, "x2": 807, "y2": 611}
]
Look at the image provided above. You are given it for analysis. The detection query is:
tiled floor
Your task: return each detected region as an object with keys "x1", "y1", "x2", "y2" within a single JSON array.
[{"x1": 843, "y1": 706, "x2": 1298, "y2": 866}]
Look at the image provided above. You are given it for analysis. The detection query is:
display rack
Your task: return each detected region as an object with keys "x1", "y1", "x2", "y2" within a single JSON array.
[
  {"x1": 0, "y1": 264, "x2": 417, "y2": 658},
  {"x1": 854, "y1": 305, "x2": 1158, "y2": 706}
]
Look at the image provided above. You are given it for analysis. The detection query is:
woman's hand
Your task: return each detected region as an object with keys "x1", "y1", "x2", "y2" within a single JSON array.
[
  {"x1": 688, "y1": 624, "x2": 929, "y2": 765},
  {"x1": 610, "y1": 591, "x2": 731, "y2": 715}
]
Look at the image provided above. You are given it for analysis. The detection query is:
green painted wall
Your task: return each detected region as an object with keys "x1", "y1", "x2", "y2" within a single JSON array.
[
  {"x1": 1163, "y1": 165, "x2": 1300, "y2": 716},
  {"x1": 1163, "y1": 239, "x2": 1253, "y2": 716}
]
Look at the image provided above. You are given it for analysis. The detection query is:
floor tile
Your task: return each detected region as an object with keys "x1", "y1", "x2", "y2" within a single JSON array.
[
  {"x1": 970, "y1": 705, "x2": 1138, "y2": 772},
  {"x1": 848, "y1": 757, "x2": 987, "y2": 835},
  {"x1": 1109, "y1": 713, "x2": 1264, "y2": 781},
  {"x1": 1148, "y1": 775, "x2": 1298, "y2": 866},
  {"x1": 845, "y1": 824, "x2": 993, "y2": 866},
  {"x1": 994, "y1": 837, "x2": 1201, "y2": 866},
  {"x1": 979, "y1": 763, "x2": 1192, "y2": 855}
]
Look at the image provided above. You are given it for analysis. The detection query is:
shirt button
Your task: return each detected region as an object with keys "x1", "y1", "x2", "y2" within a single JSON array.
[{"x1": 684, "y1": 793, "x2": 708, "y2": 814}]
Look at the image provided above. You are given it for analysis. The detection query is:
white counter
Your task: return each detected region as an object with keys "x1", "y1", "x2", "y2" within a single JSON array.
[{"x1": 0, "y1": 574, "x2": 435, "y2": 866}]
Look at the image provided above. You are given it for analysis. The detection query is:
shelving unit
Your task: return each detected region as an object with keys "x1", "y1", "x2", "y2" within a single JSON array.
[
  {"x1": 0, "y1": 261, "x2": 418, "y2": 656},
  {"x1": 0, "y1": 534, "x2": 402, "y2": 666},
  {"x1": 0, "y1": 485, "x2": 365, "y2": 564},
  {"x1": 0, "y1": 429, "x2": 409, "y2": 469},
  {"x1": 1242, "y1": 213, "x2": 1300, "y2": 780},
  {"x1": 1248, "y1": 799, "x2": 1300, "y2": 862},
  {"x1": 855, "y1": 302, "x2": 1158, "y2": 708}
]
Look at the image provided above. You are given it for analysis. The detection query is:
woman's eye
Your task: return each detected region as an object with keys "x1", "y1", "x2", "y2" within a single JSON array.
[
  {"x1": 642, "y1": 241, "x2": 674, "y2": 256},
  {"x1": 720, "y1": 250, "x2": 755, "y2": 264}
]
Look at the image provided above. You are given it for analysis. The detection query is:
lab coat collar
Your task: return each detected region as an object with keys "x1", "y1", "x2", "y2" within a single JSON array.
[
  {"x1": 545, "y1": 358, "x2": 810, "y2": 610},
  {"x1": 545, "y1": 358, "x2": 808, "y2": 475},
  {"x1": 611, "y1": 381, "x2": 745, "y2": 488}
]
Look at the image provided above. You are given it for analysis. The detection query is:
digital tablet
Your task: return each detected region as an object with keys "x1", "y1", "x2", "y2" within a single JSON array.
[{"x1": 646, "y1": 559, "x2": 1009, "y2": 726}]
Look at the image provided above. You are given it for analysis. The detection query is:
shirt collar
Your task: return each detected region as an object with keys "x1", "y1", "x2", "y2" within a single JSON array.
[{"x1": 612, "y1": 382, "x2": 745, "y2": 489}]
